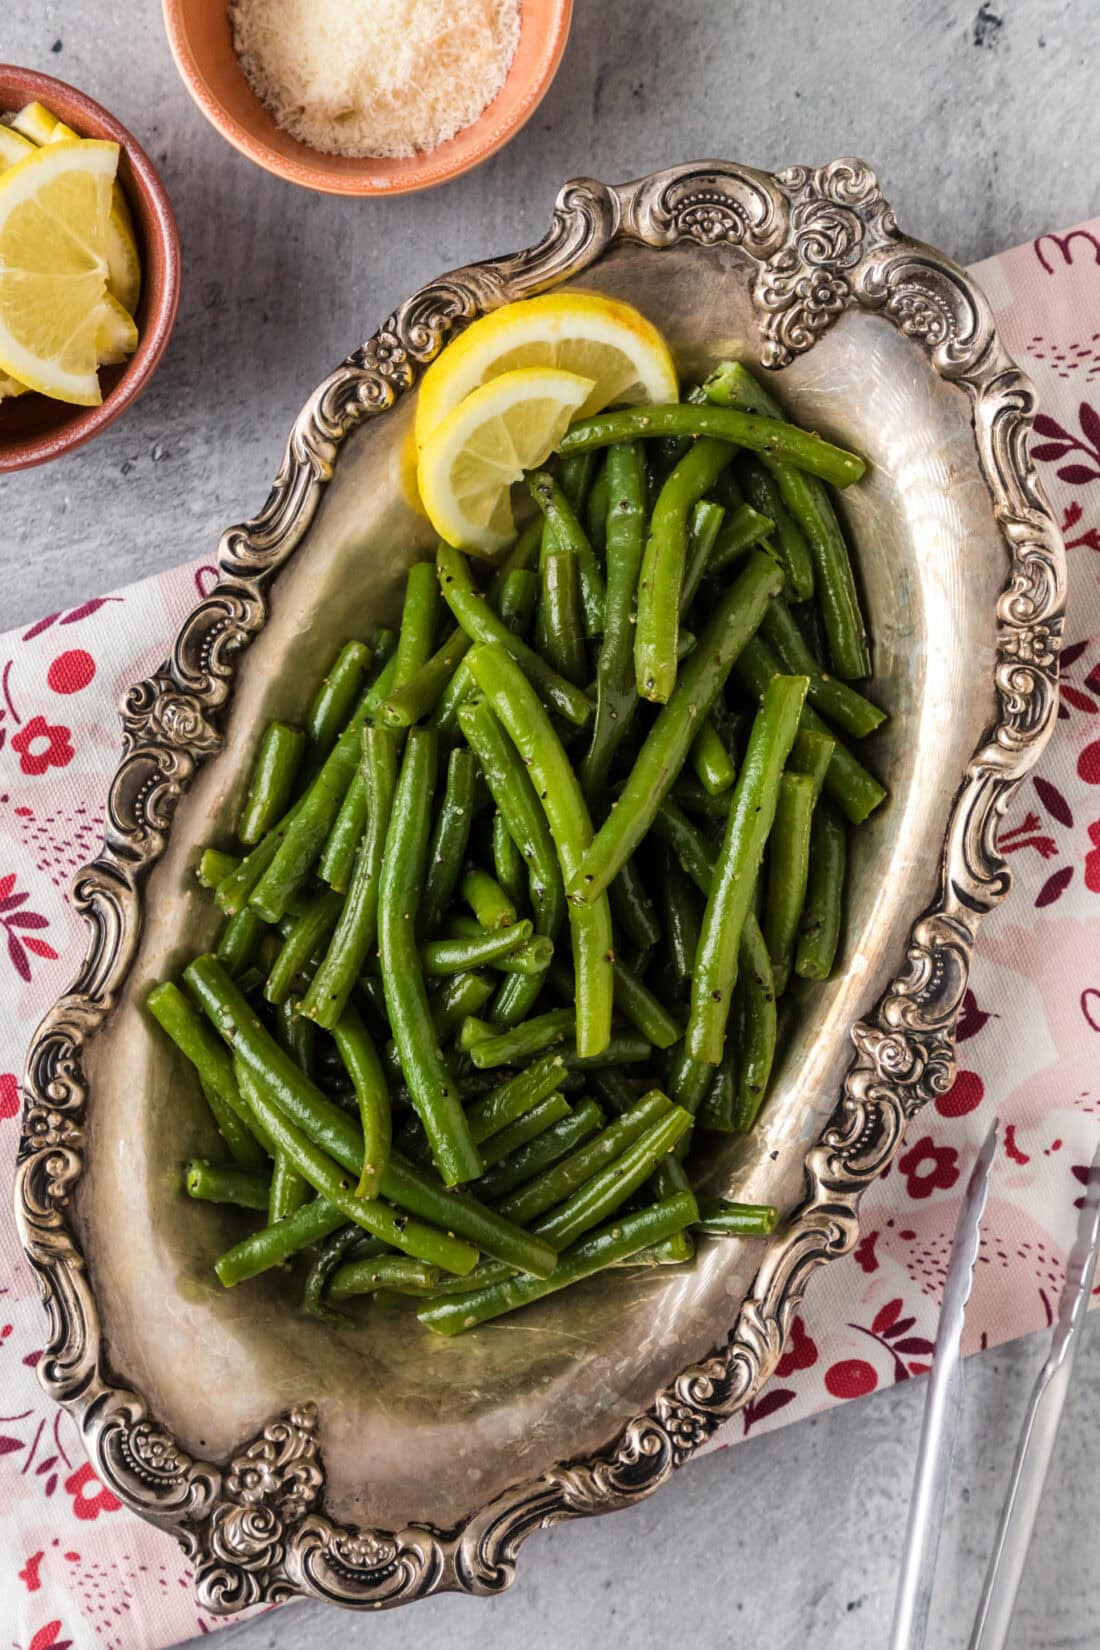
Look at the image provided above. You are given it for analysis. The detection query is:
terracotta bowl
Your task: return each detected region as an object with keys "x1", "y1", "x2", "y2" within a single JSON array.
[
  {"x1": 0, "y1": 66, "x2": 181, "y2": 474},
  {"x1": 162, "y1": 0, "x2": 573, "y2": 196}
]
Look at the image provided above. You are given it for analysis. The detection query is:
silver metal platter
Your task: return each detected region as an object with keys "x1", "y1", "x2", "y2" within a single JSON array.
[{"x1": 16, "y1": 159, "x2": 1064, "y2": 1613}]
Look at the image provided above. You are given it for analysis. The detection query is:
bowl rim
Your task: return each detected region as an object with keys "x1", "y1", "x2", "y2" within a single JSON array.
[
  {"x1": 0, "y1": 63, "x2": 182, "y2": 473},
  {"x1": 15, "y1": 158, "x2": 1066, "y2": 1612},
  {"x1": 161, "y1": 0, "x2": 574, "y2": 198}
]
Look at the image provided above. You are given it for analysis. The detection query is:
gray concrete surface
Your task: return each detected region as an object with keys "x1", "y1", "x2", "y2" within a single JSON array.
[{"x1": 4, "y1": 1, "x2": 1099, "y2": 1645}]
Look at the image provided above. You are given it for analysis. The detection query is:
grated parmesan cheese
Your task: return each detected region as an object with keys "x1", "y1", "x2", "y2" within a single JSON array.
[{"x1": 230, "y1": 0, "x2": 522, "y2": 160}]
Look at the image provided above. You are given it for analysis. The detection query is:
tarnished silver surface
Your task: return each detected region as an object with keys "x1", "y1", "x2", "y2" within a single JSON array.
[{"x1": 15, "y1": 159, "x2": 1065, "y2": 1614}]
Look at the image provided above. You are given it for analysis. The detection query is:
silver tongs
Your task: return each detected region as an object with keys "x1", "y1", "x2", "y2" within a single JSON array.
[{"x1": 889, "y1": 1121, "x2": 1100, "y2": 1650}]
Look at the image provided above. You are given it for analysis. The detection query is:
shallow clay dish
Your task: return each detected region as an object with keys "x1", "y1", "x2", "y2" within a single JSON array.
[
  {"x1": 162, "y1": 0, "x2": 573, "y2": 197},
  {"x1": 17, "y1": 160, "x2": 1064, "y2": 1613},
  {"x1": 0, "y1": 65, "x2": 181, "y2": 473}
]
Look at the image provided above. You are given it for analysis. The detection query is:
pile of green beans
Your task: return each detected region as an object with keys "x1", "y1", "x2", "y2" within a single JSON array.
[{"x1": 148, "y1": 361, "x2": 886, "y2": 1335}]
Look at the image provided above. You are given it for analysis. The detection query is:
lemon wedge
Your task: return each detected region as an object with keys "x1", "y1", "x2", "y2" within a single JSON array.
[
  {"x1": 0, "y1": 371, "x2": 29, "y2": 399},
  {"x1": 418, "y1": 367, "x2": 594, "y2": 554},
  {"x1": 0, "y1": 139, "x2": 119, "y2": 405},
  {"x1": 9, "y1": 102, "x2": 66, "y2": 146},
  {"x1": 415, "y1": 293, "x2": 678, "y2": 450},
  {"x1": 95, "y1": 290, "x2": 139, "y2": 364},
  {"x1": 0, "y1": 124, "x2": 34, "y2": 167}
]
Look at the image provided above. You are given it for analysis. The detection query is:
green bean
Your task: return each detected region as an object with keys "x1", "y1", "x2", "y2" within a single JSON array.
[
  {"x1": 651, "y1": 798, "x2": 717, "y2": 896},
  {"x1": 392, "y1": 559, "x2": 441, "y2": 689},
  {"x1": 477, "y1": 1092, "x2": 573, "y2": 1166},
  {"x1": 427, "y1": 561, "x2": 535, "y2": 739},
  {"x1": 460, "y1": 864, "x2": 517, "y2": 931},
  {"x1": 738, "y1": 458, "x2": 814, "y2": 598},
  {"x1": 636, "y1": 437, "x2": 734, "y2": 702},
  {"x1": 468, "y1": 1006, "x2": 574, "y2": 1069},
  {"x1": 307, "y1": 641, "x2": 372, "y2": 760},
  {"x1": 237, "y1": 1066, "x2": 478, "y2": 1274},
  {"x1": 302, "y1": 726, "x2": 398, "y2": 1031},
  {"x1": 570, "y1": 549, "x2": 785, "y2": 903},
  {"x1": 422, "y1": 919, "x2": 534, "y2": 976},
  {"x1": 558, "y1": 1031, "x2": 652, "y2": 1071},
  {"x1": 540, "y1": 548, "x2": 589, "y2": 684},
  {"x1": 378, "y1": 729, "x2": 482, "y2": 1186},
  {"x1": 267, "y1": 1149, "x2": 308, "y2": 1224},
  {"x1": 456, "y1": 698, "x2": 565, "y2": 943},
  {"x1": 560, "y1": 449, "x2": 596, "y2": 514},
  {"x1": 697, "y1": 1043, "x2": 738, "y2": 1132},
  {"x1": 690, "y1": 717, "x2": 737, "y2": 795},
  {"x1": 198, "y1": 848, "x2": 241, "y2": 889},
  {"x1": 492, "y1": 810, "x2": 527, "y2": 909},
  {"x1": 428, "y1": 971, "x2": 495, "y2": 1041},
  {"x1": 760, "y1": 599, "x2": 885, "y2": 737},
  {"x1": 274, "y1": 995, "x2": 317, "y2": 1081},
  {"x1": 437, "y1": 543, "x2": 594, "y2": 727},
  {"x1": 585, "y1": 455, "x2": 610, "y2": 556},
  {"x1": 581, "y1": 439, "x2": 647, "y2": 798},
  {"x1": 528, "y1": 470, "x2": 606, "y2": 636},
  {"x1": 476, "y1": 1100, "x2": 603, "y2": 1199},
  {"x1": 184, "y1": 1159, "x2": 270, "y2": 1210},
  {"x1": 679, "y1": 499, "x2": 728, "y2": 616},
  {"x1": 763, "y1": 771, "x2": 815, "y2": 995},
  {"x1": 707, "y1": 504, "x2": 778, "y2": 577},
  {"x1": 467, "y1": 643, "x2": 614, "y2": 1057},
  {"x1": 318, "y1": 771, "x2": 368, "y2": 892},
  {"x1": 329, "y1": 1256, "x2": 440, "y2": 1301},
  {"x1": 794, "y1": 798, "x2": 847, "y2": 981},
  {"x1": 368, "y1": 624, "x2": 398, "y2": 667},
  {"x1": 463, "y1": 1052, "x2": 568, "y2": 1144},
  {"x1": 498, "y1": 1091, "x2": 672, "y2": 1224},
  {"x1": 608, "y1": 857, "x2": 660, "y2": 951},
  {"x1": 498, "y1": 566, "x2": 540, "y2": 636},
  {"x1": 420, "y1": 746, "x2": 478, "y2": 934},
  {"x1": 302, "y1": 1225, "x2": 361, "y2": 1324},
  {"x1": 733, "y1": 635, "x2": 886, "y2": 823},
  {"x1": 558, "y1": 404, "x2": 867, "y2": 488},
  {"x1": 612, "y1": 960, "x2": 683, "y2": 1049},
  {"x1": 332, "y1": 1005, "x2": 390, "y2": 1198},
  {"x1": 447, "y1": 919, "x2": 554, "y2": 975},
  {"x1": 669, "y1": 780, "x2": 731, "y2": 819},
  {"x1": 249, "y1": 685, "x2": 378, "y2": 923},
  {"x1": 237, "y1": 723, "x2": 306, "y2": 851},
  {"x1": 535, "y1": 1105, "x2": 691, "y2": 1249},
  {"x1": 215, "y1": 815, "x2": 297, "y2": 915},
  {"x1": 216, "y1": 905, "x2": 265, "y2": 977},
  {"x1": 264, "y1": 889, "x2": 342, "y2": 1005},
  {"x1": 705, "y1": 363, "x2": 869, "y2": 677},
  {"x1": 788, "y1": 727, "x2": 836, "y2": 799},
  {"x1": 732, "y1": 912, "x2": 777, "y2": 1127},
  {"x1": 687, "y1": 675, "x2": 807, "y2": 1062},
  {"x1": 418, "y1": 1191, "x2": 696, "y2": 1335},
  {"x1": 380, "y1": 630, "x2": 471, "y2": 728},
  {"x1": 659, "y1": 846, "x2": 703, "y2": 981},
  {"x1": 694, "y1": 1196, "x2": 778, "y2": 1237},
  {"x1": 590, "y1": 1062, "x2": 639, "y2": 1115},
  {"x1": 650, "y1": 1152, "x2": 692, "y2": 1200},
  {"x1": 456, "y1": 1014, "x2": 494, "y2": 1053},
  {"x1": 146, "y1": 981, "x2": 268, "y2": 1169},
  {"x1": 215, "y1": 1197, "x2": 347, "y2": 1286},
  {"x1": 613, "y1": 1231, "x2": 695, "y2": 1267},
  {"x1": 665, "y1": 1045, "x2": 715, "y2": 1114}
]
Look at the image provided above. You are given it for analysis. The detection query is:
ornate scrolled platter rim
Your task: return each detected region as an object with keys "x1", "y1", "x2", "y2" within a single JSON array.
[{"x1": 16, "y1": 157, "x2": 1065, "y2": 1613}]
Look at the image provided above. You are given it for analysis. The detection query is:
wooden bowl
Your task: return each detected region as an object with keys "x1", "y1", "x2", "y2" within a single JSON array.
[
  {"x1": 0, "y1": 65, "x2": 181, "y2": 473},
  {"x1": 162, "y1": 0, "x2": 573, "y2": 197}
]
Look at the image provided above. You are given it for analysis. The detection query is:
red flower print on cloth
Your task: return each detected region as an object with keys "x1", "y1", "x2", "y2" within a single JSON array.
[
  {"x1": 855, "y1": 1229, "x2": 881, "y2": 1273},
  {"x1": 1030, "y1": 403, "x2": 1100, "y2": 486},
  {"x1": 775, "y1": 1315, "x2": 818, "y2": 1378},
  {"x1": 1085, "y1": 820, "x2": 1100, "y2": 892},
  {"x1": 825, "y1": 1359, "x2": 878, "y2": 1400},
  {"x1": 0, "y1": 876, "x2": 59, "y2": 982},
  {"x1": 937, "y1": 1069, "x2": 985, "y2": 1118},
  {"x1": 24, "y1": 1622, "x2": 72, "y2": 1650},
  {"x1": 46, "y1": 649, "x2": 96, "y2": 696},
  {"x1": 10, "y1": 716, "x2": 74, "y2": 777},
  {"x1": 897, "y1": 1134, "x2": 961, "y2": 1199},
  {"x1": 0, "y1": 1071, "x2": 19, "y2": 1118},
  {"x1": 63, "y1": 1463, "x2": 121, "y2": 1522}
]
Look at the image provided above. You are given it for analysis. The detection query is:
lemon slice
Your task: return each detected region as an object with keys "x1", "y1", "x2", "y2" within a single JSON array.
[
  {"x1": 95, "y1": 291, "x2": 139, "y2": 364},
  {"x1": 0, "y1": 371, "x2": 29, "y2": 399},
  {"x1": 0, "y1": 139, "x2": 118, "y2": 405},
  {"x1": 0, "y1": 125, "x2": 34, "y2": 167},
  {"x1": 415, "y1": 293, "x2": 678, "y2": 450},
  {"x1": 418, "y1": 367, "x2": 594, "y2": 554},
  {"x1": 9, "y1": 102, "x2": 65, "y2": 146}
]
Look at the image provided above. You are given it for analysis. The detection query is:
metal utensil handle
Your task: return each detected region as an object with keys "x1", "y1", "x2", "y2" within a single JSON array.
[
  {"x1": 968, "y1": 1139, "x2": 1100, "y2": 1650},
  {"x1": 889, "y1": 1120, "x2": 999, "y2": 1650}
]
